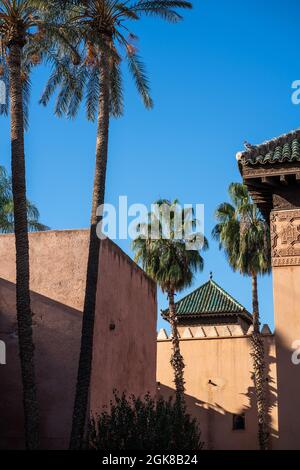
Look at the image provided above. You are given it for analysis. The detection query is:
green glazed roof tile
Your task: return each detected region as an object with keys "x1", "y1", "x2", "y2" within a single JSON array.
[
  {"x1": 238, "y1": 129, "x2": 300, "y2": 166},
  {"x1": 162, "y1": 280, "x2": 250, "y2": 318}
]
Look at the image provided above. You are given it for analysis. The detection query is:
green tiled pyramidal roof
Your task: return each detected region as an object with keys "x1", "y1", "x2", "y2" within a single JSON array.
[
  {"x1": 237, "y1": 129, "x2": 300, "y2": 166},
  {"x1": 163, "y1": 279, "x2": 251, "y2": 319}
]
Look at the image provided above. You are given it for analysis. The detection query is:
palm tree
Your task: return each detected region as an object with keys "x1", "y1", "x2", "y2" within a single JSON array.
[
  {"x1": 212, "y1": 182, "x2": 271, "y2": 450},
  {"x1": 0, "y1": 0, "x2": 76, "y2": 449},
  {"x1": 40, "y1": 0, "x2": 193, "y2": 449},
  {"x1": 133, "y1": 199, "x2": 208, "y2": 405},
  {"x1": 0, "y1": 165, "x2": 49, "y2": 232}
]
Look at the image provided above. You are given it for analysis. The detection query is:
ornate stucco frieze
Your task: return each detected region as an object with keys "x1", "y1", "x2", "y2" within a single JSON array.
[{"x1": 271, "y1": 209, "x2": 300, "y2": 267}]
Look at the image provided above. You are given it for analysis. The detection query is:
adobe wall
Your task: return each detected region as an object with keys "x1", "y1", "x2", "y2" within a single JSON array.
[
  {"x1": 0, "y1": 278, "x2": 82, "y2": 449},
  {"x1": 0, "y1": 231, "x2": 157, "y2": 449},
  {"x1": 90, "y1": 239, "x2": 157, "y2": 415},
  {"x1": 0, "y1": 230, "x2": 89, "y2": 311},
  {"x1": 271, "y1": 209, "x2": 300, "y2": 449},
  {"x1": 157, "y1": 328, "x2": 279, "y2": 450}
]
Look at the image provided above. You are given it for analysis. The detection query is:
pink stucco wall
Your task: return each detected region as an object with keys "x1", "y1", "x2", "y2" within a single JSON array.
[
  {"x1": 157, "y1": 333, "x2": 278, "y2": 450},
  {"x1": 273, "y1": 264, "x2": 300, "y2": 450},
  {"x1": 0, "y1": 230, "x2": 157, "y2": 449},
  {"x1": 0, "y1": 230, "x2": 89, "y2": 311},
  {"x1": 90, "y1": 239, "x2": 157, "y2": 414},
  {"x1": 0, "y1": 278, "x2": 82, "y2": 449}
]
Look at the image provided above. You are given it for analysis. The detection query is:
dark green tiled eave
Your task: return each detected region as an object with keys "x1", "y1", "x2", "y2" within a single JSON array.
[
  {"x1": 244, "y1": 139, "x2": 300, "y2": 166},
  {"x1": 238, "y1": 129, "x2": 300, "y2": 166}
]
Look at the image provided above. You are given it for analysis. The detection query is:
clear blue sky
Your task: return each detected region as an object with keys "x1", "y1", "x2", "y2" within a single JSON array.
[{"x1": 1, "y1": 0, "x2": 300, "y2": 331}]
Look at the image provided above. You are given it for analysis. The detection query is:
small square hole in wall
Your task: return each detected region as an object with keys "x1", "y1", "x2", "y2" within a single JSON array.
[{"x1": 232, "y1": 413, "x2": 245, "y2": 431}]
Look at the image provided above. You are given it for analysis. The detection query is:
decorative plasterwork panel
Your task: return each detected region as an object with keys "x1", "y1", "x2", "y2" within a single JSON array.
[{"x1": 271, "y1": 210, "x2": 300, "y2": 267}]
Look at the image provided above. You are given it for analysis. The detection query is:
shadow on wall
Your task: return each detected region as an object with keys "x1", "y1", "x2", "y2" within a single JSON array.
[
  {"x1": 0, "y1": 239, "x2": 157, "y2": 451},
  {"x1": 158, "y1": 337, "x2": 279, "y2": 450},
  {"x1": 242, "y1": 337, "x2": 278, "y2": 445},
  {"x1": 271, "y1": 329, "x2": 300, "y2": 450},
  {"x1": 0, "y1": 277, "x2": 82, "y2": 450}
]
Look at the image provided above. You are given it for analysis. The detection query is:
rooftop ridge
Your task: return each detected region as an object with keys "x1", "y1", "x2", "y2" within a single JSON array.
[
  {"x1": 236, "y1": 128, "x2": 300, "y2": 163},
  {"x1": 162, "y1": 279, "x2": 250, "y2": 318}
]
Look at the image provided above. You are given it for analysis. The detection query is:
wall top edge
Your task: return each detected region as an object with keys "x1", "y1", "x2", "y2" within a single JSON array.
[{"x1": 157, "y1": 334, "x2": 274, "y2": 343}]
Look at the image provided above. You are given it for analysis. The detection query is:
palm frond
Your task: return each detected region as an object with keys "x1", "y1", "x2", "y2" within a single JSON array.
[
  {"x1": 36, "y1": 0, "x2": 190, "y2": 120},
  {"x1": 126, "y1": 51, "x2": 153, "y2": 108},
  {"x1": 85, "y1": 65, "x2": 100, "y2": 121},
  {"x1": 212, "y1": 183, "x2": 271, "y2": 277},
  {"x1": 110, "y1": 58, "x2": 123, "y2": 117},
  {"x1": 132, "y1": 199, "x2": 207, "y2": 293},
  {"x1": 133, "y1": 0, "x2": 192, "y2": 23},
  {"x1": 0, "y1": 164, "x2": 48, "y2": 233}
]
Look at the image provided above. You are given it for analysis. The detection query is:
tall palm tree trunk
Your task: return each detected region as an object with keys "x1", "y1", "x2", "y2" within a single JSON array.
[
  {"x1": 8, "y1": 41, "x2": 39, "y2": 450},
  {"x1": 70, "y1": 38, "x2": 110, "y2": 450},
  {"x1": 168, "y1": 290, "x2": 185, "y2": 406},
  {"x1": 251, "y1": 274, "x2": 269, "y2": 450}
]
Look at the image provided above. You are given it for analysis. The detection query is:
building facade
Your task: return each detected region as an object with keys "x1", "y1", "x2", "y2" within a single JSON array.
[
  {"x1": 158, "y1": 128, "x2": 300, "y2": 450},
  {"x1": 157, "y1": 279, "x2": 278, "y2": 450},
  {"x1": 238, "y1": 128, "x2": 300, "y2": 449}
]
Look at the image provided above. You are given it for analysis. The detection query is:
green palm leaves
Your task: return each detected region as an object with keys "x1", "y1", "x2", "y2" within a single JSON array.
[
  {"x1": 132, "y1": 199, "x2": 207, "y2": 404},
  {"x1": 0, "y1": 165, "x2": 48, "y2": 233},
  {"x1": 132, "y1": 199, "x2": 208, "y2": 293},
  {"x1": 0, "y1": 1, "x2": 79, "y2": 127},
  {"x1": 212, "y1": 182, "x2": 271, "y2": 277},
  {"x1": 213, "y1": 183, "x2": 271, "y2": 450},
  {"x1": 39, "y1": 1, "x2": 192, "y2": 120}
]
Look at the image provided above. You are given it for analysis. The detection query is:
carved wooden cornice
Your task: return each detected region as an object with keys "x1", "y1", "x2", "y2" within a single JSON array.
[{"x1": 240, "y1": 164, "x2": 300, "y2": 220}]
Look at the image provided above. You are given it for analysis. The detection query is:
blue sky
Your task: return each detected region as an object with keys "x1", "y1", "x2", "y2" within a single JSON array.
[{"x1": 1, "y1": 0, "x2": 300, "y2": 331}]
